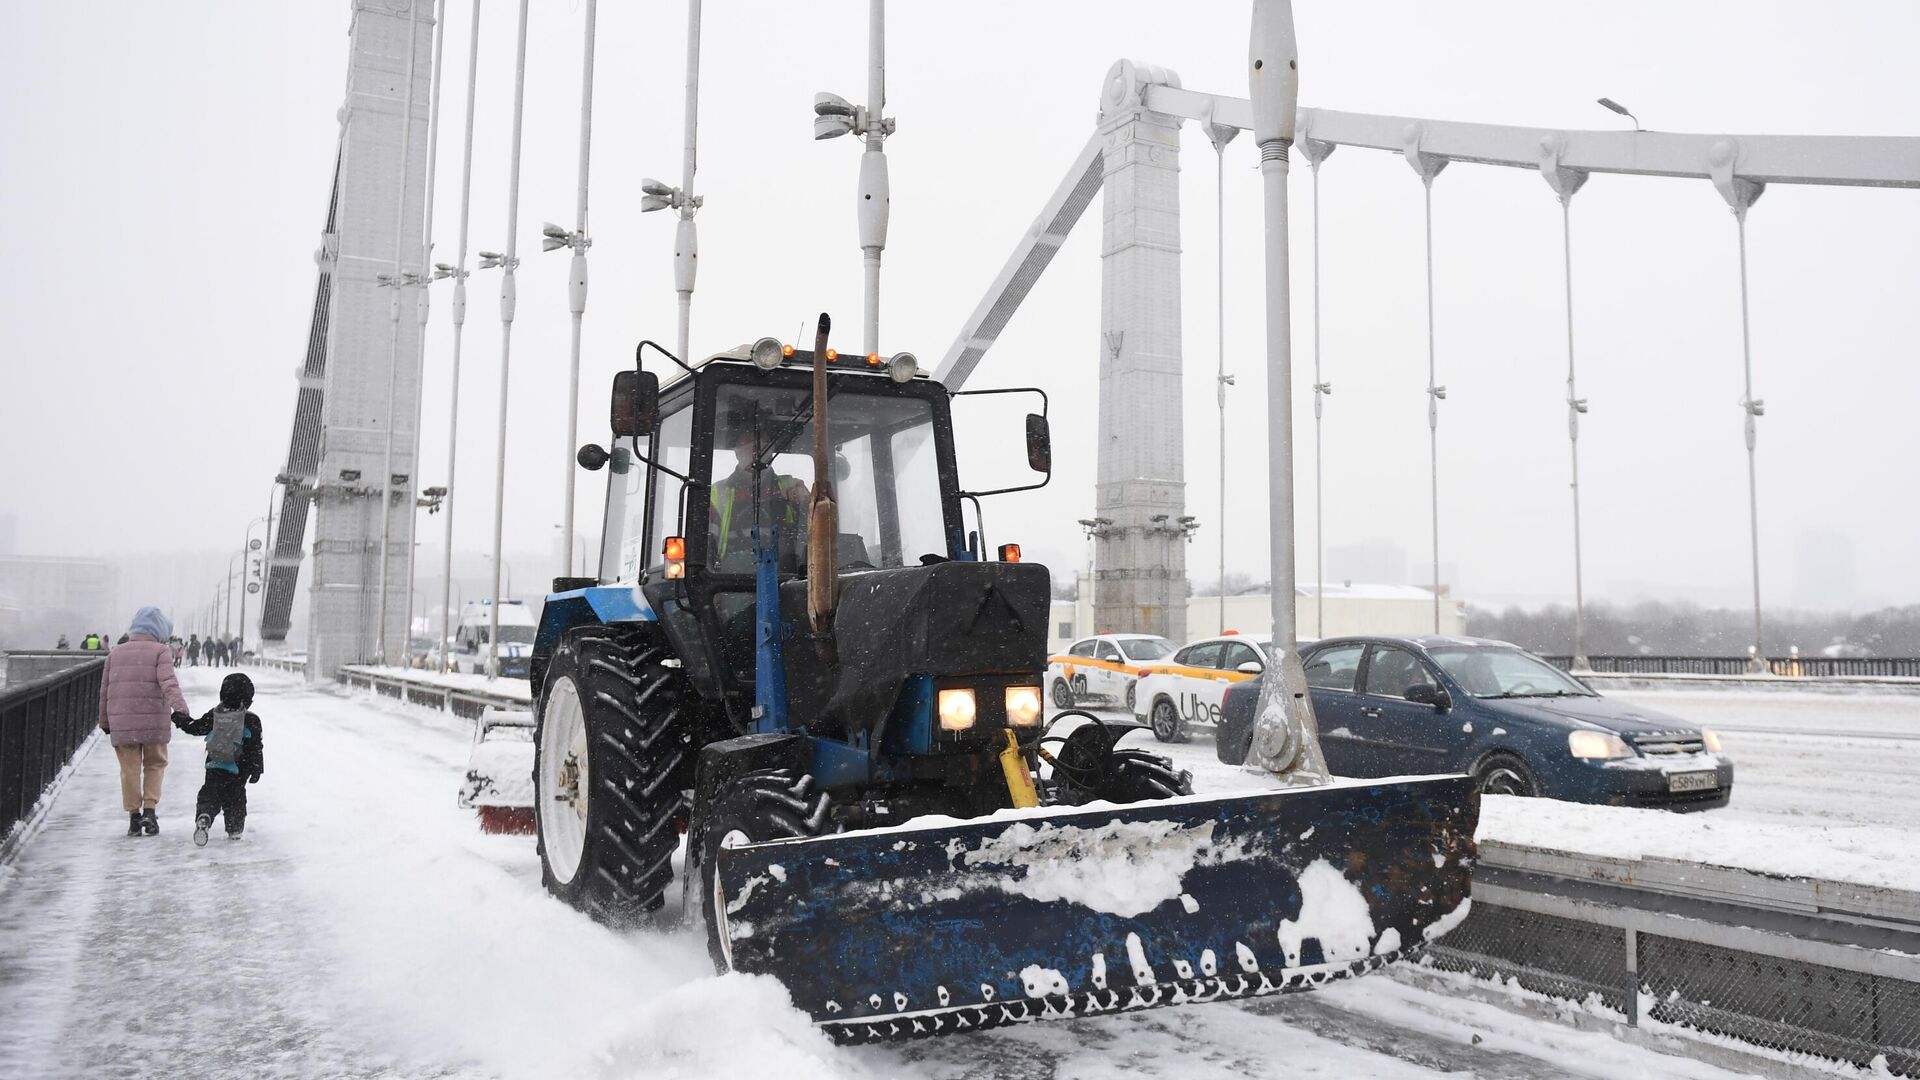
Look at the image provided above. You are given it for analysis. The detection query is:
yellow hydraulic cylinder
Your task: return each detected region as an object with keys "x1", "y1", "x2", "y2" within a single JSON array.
[{"x1": 1000, "y1": 730, "x2": 1039, "y2": 809}]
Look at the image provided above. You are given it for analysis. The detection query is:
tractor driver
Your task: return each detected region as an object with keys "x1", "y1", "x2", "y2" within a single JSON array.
[{"x1": 709, "y1": 416, "x2": 810, "y2": 574}]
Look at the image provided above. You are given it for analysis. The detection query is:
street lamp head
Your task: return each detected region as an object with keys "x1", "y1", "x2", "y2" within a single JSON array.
[
  {"x1": 813, "y1": 92, "x2": 855, "y2": 118},
  {"x1": 640, "y1": 193, "x2": 672, "y2": 213},
  {"x1": 813, "y1": 92, "x2": 856, "y2": 140},
  {"x1": 641, "y1": 178, "x2": 676, "y2": 198},
  {"x1": 1597, "y1": 97, "x2": 1642, "y2": 130},
  {"x1": 478, "y1": 251, "x2": 505, "y2": 269}
]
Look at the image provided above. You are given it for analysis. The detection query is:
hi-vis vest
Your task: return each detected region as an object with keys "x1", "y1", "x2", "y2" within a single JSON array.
[{"x1": 713, "y1": 475, "x2": 802, "y2": 561}]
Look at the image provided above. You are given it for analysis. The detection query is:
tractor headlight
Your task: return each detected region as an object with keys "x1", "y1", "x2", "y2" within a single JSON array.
[
  {"x1": 1567, "y1": 730, "x2": 1633, "y2": 760},
  {"x1": 1005, "y1": 686, "x2": 1042, "y2": 727},
  {"x1": 750, "y1": 336, "x2": 784, "y2": 371},
  {"x1": 888, "y1": 351, "x2": 918, "y2": 383},
  {"x1": 1700, "y1": 727, "x2": 1722, "y2": 753},
  {"x1": 937, "y1": 688, "x2": 977, "y2": 731}
]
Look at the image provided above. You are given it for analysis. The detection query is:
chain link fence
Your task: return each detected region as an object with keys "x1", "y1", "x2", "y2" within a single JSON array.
[{"x1": 1426, "y1": 894, "x2": 1920, "y2": 1075}]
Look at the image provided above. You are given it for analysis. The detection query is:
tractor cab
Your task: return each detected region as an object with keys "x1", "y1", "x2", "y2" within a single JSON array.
[{"x1": 572, "y1": 336, "x2": 1054, "y2": 752}]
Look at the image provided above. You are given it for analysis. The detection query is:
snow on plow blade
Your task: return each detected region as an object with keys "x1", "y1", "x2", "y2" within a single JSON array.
[{"x1": 714, "y1": 773, "x2": 1478, "y2": 1043}]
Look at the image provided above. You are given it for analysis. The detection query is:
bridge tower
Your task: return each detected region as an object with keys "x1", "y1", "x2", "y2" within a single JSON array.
[
  {"x1": 1093, "y1": 61, "x2": 1191, "y2": 641},
  {"x1": 261, "y1": 0, "x2": 435, "y2": 678}
]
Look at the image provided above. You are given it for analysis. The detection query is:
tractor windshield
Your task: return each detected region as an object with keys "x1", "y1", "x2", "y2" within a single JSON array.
[{"x1": 710, "y1": 382, "x2": 946, "y2": 574}]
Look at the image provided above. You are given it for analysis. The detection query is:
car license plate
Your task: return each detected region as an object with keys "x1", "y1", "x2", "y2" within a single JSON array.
[{"x1": 1667, "y1": 771, "x2": 1718, "y2": 793}]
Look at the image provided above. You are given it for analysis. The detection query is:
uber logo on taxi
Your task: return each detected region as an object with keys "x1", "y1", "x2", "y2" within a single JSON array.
[{"x1": 1180, "y1": 693, "x2": 1221, "y2": 724}]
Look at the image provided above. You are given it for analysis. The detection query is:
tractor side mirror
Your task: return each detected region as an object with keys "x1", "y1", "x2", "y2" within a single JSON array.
[
  {"x1": 1025, "y1": 413, "x2": 1051, "y2": 474},
  {"x1": 611, "y1": 369, "x2": 660, "y2": 437},
  {"x1": 576, "y1": 444, "x2": 610, "y2": 471},
  {"x1": 1405, "y1": 683, "x2": 1451, "y2": 710}
]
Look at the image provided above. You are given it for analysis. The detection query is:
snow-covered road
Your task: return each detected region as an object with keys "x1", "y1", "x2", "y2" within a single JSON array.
[{"x1": 0, "y1": 668, "x2": 1800, "y2": 1079}]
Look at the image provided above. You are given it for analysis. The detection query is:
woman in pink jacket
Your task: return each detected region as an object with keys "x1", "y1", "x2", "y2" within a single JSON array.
[{"x1": 100, "y1": 606, "x2": 192, "y2": 836}]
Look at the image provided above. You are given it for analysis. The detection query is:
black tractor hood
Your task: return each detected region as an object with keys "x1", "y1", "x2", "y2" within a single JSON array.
[{"x1": 780, "y1": 560, "x2": 1050, "y2": 739}]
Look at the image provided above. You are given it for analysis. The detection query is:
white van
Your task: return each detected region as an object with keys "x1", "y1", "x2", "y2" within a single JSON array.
[{"x1": 453, "y1": 600, "x2": 537, "y2": 679}]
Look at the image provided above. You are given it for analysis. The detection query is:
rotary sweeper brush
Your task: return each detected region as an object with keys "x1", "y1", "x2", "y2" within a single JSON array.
[{"x1": 524, "y1": 312, "x2": 1476, "y2": 1041}]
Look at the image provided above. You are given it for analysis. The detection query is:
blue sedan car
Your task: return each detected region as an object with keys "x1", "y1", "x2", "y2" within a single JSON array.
[{"x1": 1217, "y1": 635, "x2": 1733, "y2": 810}]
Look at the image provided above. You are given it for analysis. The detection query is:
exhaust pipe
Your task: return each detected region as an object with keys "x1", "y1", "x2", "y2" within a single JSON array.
[{"x1": 807, "y1": 313, "x2": 839, "y2": 648}]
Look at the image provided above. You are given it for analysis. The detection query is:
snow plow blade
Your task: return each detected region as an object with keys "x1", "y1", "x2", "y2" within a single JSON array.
[{"x1": 714, "y1": 773, "x2": 1478, "y2": 1043}]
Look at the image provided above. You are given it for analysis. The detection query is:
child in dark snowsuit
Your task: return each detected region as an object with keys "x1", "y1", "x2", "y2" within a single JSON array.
[{"x1": 174, "y1": 672, "x2": 265, "y2": 846}]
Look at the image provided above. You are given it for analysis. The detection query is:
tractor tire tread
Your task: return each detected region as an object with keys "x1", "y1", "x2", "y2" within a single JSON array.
[{"x1": 535, "y1": 626, "x2": 691, "y2": 928}]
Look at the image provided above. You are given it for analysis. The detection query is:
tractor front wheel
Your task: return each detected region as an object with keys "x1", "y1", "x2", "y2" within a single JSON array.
[
  {"x1": 693, "y1": 768, "x2": 831, "y2": 972},
  {"x1": 534, "y1": 627, "x2": 692, "y2": 927}
]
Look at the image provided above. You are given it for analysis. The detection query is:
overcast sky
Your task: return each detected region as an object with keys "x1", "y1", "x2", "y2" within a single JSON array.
[{"x1": 3, "y1": 1, "x2": 1916, "y2": 624}]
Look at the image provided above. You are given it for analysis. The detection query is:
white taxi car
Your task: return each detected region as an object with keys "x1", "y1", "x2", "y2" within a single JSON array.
[
  {"x1": 1046, "y1": 633, "x2": 1176, "y2": 712},
  {"x1": 1133, "y1": 634, "x2": 1273, "y2": 742}
]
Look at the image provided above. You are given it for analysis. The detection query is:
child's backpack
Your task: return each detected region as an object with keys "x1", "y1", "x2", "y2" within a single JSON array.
[{"x1": 205, "y1": 706, "x2": 247, "y2": 767}]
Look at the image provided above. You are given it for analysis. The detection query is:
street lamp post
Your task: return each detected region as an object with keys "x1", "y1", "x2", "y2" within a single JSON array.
[
  {"x1": 487, "y1": 0, "x2": 533, "y2": 680},
  {"x1": 225, "y1": 553, "x2": 242, "y2": 639},
  {"x1": 484, "y1": 554, "x2": 514, "y2": 602},
  {"x1": 543, "y1": 0, "x2": 598, "y2": 584},
  {"x1": 1597, "y1": 97, "x2": 1643, "y2": 132},
  {"x1": 238, "y1": 511, "x2": 272, "y2": 659},
  {"x1": 811, "y1": 0, "x2": 894, "y2": 355},
  {"x1": 403, "y1": 0, "x2": 452, "y2": 680},
  {"x1": 1244, "y1": 0, "x2": 1328, "y2": 784},
  {"x1": 640, "y1": 0, "x2": 706, "y2": 364},
  {"x1": 440, "y1": 0, "x2": 486, "y2": 690}
]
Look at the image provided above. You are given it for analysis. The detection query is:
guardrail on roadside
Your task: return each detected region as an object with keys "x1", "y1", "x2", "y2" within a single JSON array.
[
  {"x1": 1545, "y1": 654, "x2": 1920, "y2": 679},
  {"x1": 335, "y1": 665, "x2": 528, "y2": 720},
  {"x1": 250, "y1": 655, "x2": 309, "y2": 676},
  {"x1": 1, "y1": 657, "x2": 104, "y2": 847},
  {"x1": 1424, "y1": 840, "x2": 1920, "y2": 1075}
]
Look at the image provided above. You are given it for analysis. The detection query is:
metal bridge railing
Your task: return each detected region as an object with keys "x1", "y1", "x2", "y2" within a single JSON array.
[
  {"x1": 248, "y1": 655, "x2": 309, "y2": 677},
  {"x1": 1544, "y1": 655, "x2": 1920, "y2": 679},
  {"x1": 0, "y1": 657, "x2": 104, "y2": 846},
  {"x1": 1424, "y1": 841, "x2": 1920, "y2": 1075},
  {"x1": 335, "y1": 665, "x2": 529, "y2": 720}
]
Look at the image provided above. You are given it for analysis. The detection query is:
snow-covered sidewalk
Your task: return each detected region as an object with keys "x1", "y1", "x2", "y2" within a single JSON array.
[{"x1": 0, "y1": 668, "x2": 1772, "y2": 1079}]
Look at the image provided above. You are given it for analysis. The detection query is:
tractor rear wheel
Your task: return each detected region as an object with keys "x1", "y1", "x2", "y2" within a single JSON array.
[
  {"x1": 693, "y1": 768, "x2": 831, "y2": 972},
  {"x1": 534, "y1": 627, "x2": 693, "y2": 927}
]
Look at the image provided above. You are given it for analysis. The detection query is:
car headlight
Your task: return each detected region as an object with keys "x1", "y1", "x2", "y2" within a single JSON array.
[
  {"x1": 937, "y1": 689, "x2": 977, "y2": 731},
  {"x1": 1568, "y1": 730, "x2": 1633, "y2": 760},
  {"x1": 1005, "y1": 686, "x2": 1042, "y2": 727},
  {"x1": 1700, "y1": 727, "x2": 1722, "y2": 753}
]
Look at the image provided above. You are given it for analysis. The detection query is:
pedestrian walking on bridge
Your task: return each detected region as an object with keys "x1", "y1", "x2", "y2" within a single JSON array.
[
  {"x1": 99, "y1": 606, "x2": 192, "y2": 836},
  {"x1": 175, "y1": 673, "x2": 264, "y2": 844}
]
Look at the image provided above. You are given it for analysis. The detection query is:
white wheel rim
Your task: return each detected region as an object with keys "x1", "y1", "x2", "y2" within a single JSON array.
[
  {"x1": 712, "y1": 829, "x2": 751, "y2": 969},
  {"x1": 539, "y1": 676, "x2": 590, "y2": 885}
]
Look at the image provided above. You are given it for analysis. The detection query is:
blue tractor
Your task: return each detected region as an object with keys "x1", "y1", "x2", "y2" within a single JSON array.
[{"x1": 531, "y1": 317, "x2": 1478, "y2": 1042}]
